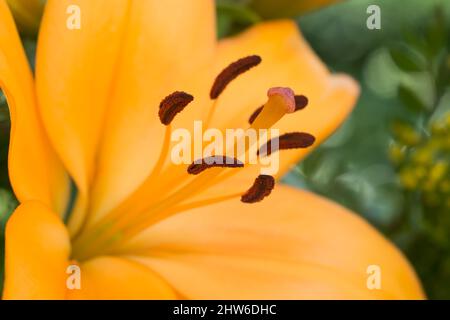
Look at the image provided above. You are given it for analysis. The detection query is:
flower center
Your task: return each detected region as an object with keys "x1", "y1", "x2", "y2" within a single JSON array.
[{"x1": 70, "y1": 55, "x2": 315, "y2": 261}]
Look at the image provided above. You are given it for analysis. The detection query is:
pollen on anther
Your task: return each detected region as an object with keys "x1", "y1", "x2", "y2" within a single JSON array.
[
  {"x1": 159, "y1": 91, "x2": 194, "y2": 125},
  {"x1": 187, "y1": 156, "x2": 244, "y2": 175},
  {"x1": 210, "y1": 55, "x2": 262, "y2": 99},
  {"x1": 241, "y1": 175, "x2": 275, "y2": 203},
  {"x1": 258, "y1": 132, "x2": 316, "y2": 156},
  {"x1": 294, "y1": 95, "x2": 309, "y2": 111}
]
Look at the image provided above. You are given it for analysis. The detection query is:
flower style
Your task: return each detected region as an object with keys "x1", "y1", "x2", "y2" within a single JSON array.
[{"x1": 0, "y1": 0, "x2": 424, "y2": 299}]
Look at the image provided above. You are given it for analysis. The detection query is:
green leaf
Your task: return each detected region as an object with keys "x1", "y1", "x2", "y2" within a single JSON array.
[
  {"x1": 426, "y1": 7, "x2": 448, "y2": 57},
  {"x1": 389, "y1": 44, "x2": 426, "y2": 72},
  {"x1": 217, "y1": 12, "x2": 234, "y2": 39},
  {"x1": 216, "y1": 0, "x2": 262, "y2": 38},
  {"x1": 398, "y1": 84, "x2": 428, "y2": 112}
]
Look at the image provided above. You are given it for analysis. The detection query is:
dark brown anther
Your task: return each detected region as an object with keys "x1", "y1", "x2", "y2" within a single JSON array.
[
  {"x1": 258, "y1": 132, "x2": 316, "y2": 156},
  {"x1": 187, "y1": 156, "x2": 244, "y2": 175},
  {"x1": 241, "y1": 175, "x2": 275, "y2": 203},
  {"x1": 294, "y1": 95, "x2": 308, "y2": 111},
  {"x1": 159, "y1": 91, "x2": 194, "y2": 125},
  {"x1": 248, "y1": 106, "x2": 263, "y2": 124},
  {"x1": 210, "y1": 55, "x2": 262, "y2": 99}
]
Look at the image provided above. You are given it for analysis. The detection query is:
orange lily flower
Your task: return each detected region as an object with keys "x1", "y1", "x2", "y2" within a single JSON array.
[{"x1": 0, "y1": 0, "x2": 424, "y2": 299}]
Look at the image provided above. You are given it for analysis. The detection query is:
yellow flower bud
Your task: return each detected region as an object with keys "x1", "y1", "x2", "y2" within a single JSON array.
[
  {"x1": 414, "y1": 166, "x2": 427, "y2": 179},
  {"x1": 445, "y1": 113, "x2": 450, "y2": 127},
  {"x1": 391, "y1": 121, "x2": 421, "y2": 146},
  {"x1": 400, "y1": 169, "x2": 418, "y2": 190},
  {"x1": 412, "y1": 147, "x2": 434, "y2": 165},
  {"x1": 388, "y1": 142, "x2": 405, "y2": 164},
  {"x1": 429, "y1": 162, "x2": 447, "y2": 183},
  {"x1": 431, "y1": 122, "x2": 447, "y2": 135}
]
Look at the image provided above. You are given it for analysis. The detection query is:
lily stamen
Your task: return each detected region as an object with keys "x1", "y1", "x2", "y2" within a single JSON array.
[
  {"x1": 205, "y1": 55, "x2": 262, "y2": 128},
  {"x1": 241, "y1": 175, "x2": 275, "y2": 203},
  {"x1": 294, "y1": 95, "x2": 309, "y2": 111},
  {"x1": 151, "y1": 91, "x2": 194, "y2": 176},
  {"x1": 210, "y1": 55, "x2": 262, "y2": 100},
  {"x1": 258, "y1": 132, "x2": 316, "y2": 156},
  {"x1": 159, "y1": 91, "x2": 194, "y2": 125},
  {"x1": 187, "y1": 156, "x2": 244, "y2": 175}
]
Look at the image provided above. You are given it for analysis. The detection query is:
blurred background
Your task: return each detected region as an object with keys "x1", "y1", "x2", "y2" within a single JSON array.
[{"x1": 1, "y1": 0, "x2": 450, "y2": 299}]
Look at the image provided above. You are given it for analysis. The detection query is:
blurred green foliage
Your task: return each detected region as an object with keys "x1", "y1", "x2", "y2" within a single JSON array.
[
  {"x1": 292, "y1": 0, "x2": 450, "y2": 298},
  {"x1": 248, "y1": 0, "x2": 343, "y2": 19},
  {"x1": 6, "y1": 0, "x2": 45, "y2": 37},
  {"x1": 385, "y1": 8, "x2": 450, "y2": 298},
  {"x1": 0, "y1": 93, "x2": 10, "y2": 189},
  {"x1": 216, "y1": 0, "x2": 262, "y2": 38},
  {"x1": 218, "y1": 0, "x2": 450, "y2": 298}
]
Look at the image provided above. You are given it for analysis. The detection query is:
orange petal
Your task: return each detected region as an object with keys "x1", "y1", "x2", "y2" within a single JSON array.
[
  {"x1": 3, "y1": 201, "x2": 71, "y2": 299},
  {"x1": 0, "y1": 0, "x2": 68, "y2": 213},
  {"x1": 124, "y1": 185, "x2": 424, "y2": 299},
  {"x1": 36, "y1": 0, "x2": 131, "y2": 197},
  {"x1": 66, "y1": 256, "x2": 176, "y2": 300},
  {"x1": 88, "y1": 0, "x2": 216, "y2": 222}
]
